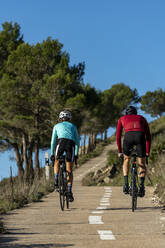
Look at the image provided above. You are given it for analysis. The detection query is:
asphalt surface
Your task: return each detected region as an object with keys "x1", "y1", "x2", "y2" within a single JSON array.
[{"x1": 0, "y1": 143, "x2": 165, "y2": 248}]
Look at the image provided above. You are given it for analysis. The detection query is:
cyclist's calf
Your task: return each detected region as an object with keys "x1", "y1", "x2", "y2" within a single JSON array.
[
  {"x1": 123, "y1": 155, "x2": 130, "y2": 176},
  {"x1": 138, "y1": 157, "x2": 146, "y2": 177},
  {"x1": 66, "y1": 162, "x2": 73, "y2": 184}
]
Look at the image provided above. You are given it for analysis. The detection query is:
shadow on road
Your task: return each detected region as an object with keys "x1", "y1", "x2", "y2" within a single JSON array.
[
  {"x1": 105, "y1": 206, "x2": 163, "y2": 211},
  {"x1": 137, "y1": 206, "x2": 163, "y2": 211},
  {"x1": 0, "y1": 237, "x2": 74, "y2": 248},
  {"x1": 0, "y1": 229, "x2": 74, "y2": 248},
  {"x1": 5, "y1": 231, "x2": 39, "y2": 235}
]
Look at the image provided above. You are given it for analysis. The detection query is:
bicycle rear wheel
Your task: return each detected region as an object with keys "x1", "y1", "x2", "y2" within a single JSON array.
[
  {"x1": 131, "y1": 169, "x2": 137, "y2": 212},
  {"x1": 59, "y1": 168, "x2": 65, "y2": 211}
]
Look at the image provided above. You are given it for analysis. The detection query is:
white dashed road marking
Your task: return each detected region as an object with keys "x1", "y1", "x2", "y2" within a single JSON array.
[
  {"x1": 104, "y1": 193, "x2": 111, "y2": 197},
  {"x1": 92, "y1": 211, "x2": 104, "y2": 214},
  {"x1": 96, "y1": 206, "x2": 107, "y2": 210},
  {"x1": 100, "y1": 203, "x2": 110, "y2": 206},
  {"x1": 89, "y1": 186, "x2": 115, "y2": 241},
  {"x1": 98, "y1": 230, "x2": 116, "y2": 240},
  {"x1": 100, "y1": 198, "x2": 109, "y2": 202},
  {"x1": 89, "y1": 216, "x2": 104, "y2": 224}
]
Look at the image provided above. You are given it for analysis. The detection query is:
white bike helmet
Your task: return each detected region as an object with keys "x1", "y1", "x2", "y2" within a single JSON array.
[{"x1": 59, "y1": 110, "x2": 72, "y2": 121}]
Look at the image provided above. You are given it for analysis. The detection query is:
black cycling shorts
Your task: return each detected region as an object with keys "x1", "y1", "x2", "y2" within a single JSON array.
[
  {"x1": 123, "y1": 131, "x2": 146, "y2": 158},
  {"x1": 55, "y1": 138, "x2": 75, "y2": 162}
]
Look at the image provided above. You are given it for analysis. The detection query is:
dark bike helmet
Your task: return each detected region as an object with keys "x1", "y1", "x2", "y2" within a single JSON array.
[{"x1": 125, "y1": 106, "x2": 137, "y2": 115}]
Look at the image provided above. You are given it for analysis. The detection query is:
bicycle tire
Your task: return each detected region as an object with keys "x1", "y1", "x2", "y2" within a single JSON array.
[
  {"x1": 132, "y1": 168, "x2": 137, "y2": 212},
  {"x1": 63, "y1": 170, "x2": 69, "y2": 209},
  {"x1": 59, "y1": 168, "x2": 65, "y2": 211}
]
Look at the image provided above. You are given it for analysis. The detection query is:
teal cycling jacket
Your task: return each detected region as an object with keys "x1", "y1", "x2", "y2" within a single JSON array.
[{"x1": 51, "y1": 121, "x2": 79, "y2": 156}]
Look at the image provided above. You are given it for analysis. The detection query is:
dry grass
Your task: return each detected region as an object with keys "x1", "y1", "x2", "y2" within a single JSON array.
[
  {"x1": 146, "y1": 116, "x2": 165, "y2": 204},
  {"x1": 150, "y1": 154, "x2": 165, "y2": 204},
  {"x1": 0, "y1": 168, "x2": 54, "y2": 214}
]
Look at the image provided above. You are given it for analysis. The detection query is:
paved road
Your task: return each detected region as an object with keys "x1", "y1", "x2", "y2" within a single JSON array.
[{"x1": 1, "y1": 144, "x2": 165, "y2": 248}]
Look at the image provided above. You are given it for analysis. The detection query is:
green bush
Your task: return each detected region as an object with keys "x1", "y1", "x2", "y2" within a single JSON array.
[{"x1": 107, "y1": 150, "x2": 119, "y2": 166}]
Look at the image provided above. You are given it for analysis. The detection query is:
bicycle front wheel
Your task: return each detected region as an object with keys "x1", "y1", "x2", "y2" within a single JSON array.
[{"x1": 59, "y1": 168, "x2": 65, "y2": 211}]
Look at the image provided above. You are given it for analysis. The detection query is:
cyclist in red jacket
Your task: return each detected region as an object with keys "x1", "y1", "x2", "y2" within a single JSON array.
[{"x1": 116, "y1": 106, "x2": 151, "y2": 197}]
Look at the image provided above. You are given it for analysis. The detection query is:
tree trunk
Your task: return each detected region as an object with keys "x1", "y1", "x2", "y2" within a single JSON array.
[
  {"x1": 13, "y1": 143, "x2": 24, "y2": 180},
  {"x1": 28, "y1": 138, "x2": 34, "y2": 181},
  {"x1": 34, "y1": 140, "x2": 40, "y2": 179},
  {"x1": 80, "y1": 137, "x2": 83, "y2": 156},
  {"x1": 83, "y1": 134, "x2": 87, "y2": 154},
  {"x1": 87, "y1": 134, "x2": 92, "y2": 153},
  {"x1": 94, "y1": 133, "x2": 97, "y2": 148},
  {"x1": 104, "y1": 130, "x2": 107, "y2": 141},
  {"x1": 34, "y1": 115, "x2": 40, "y2": 178},
  {"x1": 91, "y1": 133, "x2": 94, "y2": 151},
  {"x1": 22, "y1": 134, "x2": 29, "y2": 182}
]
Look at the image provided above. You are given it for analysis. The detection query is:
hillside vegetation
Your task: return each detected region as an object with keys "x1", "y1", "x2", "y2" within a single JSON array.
[{"x1": 147, "y1": 116, "x2": 165, "y2": 203}]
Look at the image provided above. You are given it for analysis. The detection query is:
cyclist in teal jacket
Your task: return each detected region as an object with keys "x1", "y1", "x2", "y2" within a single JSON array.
[{"x1": 50, "y1": 110, "x2": 79, "y2": 202}]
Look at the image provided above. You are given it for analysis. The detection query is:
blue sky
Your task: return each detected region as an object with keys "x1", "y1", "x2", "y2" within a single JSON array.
[{"x1": 0, "y1": 0, "x2": 165, "y2": 178}]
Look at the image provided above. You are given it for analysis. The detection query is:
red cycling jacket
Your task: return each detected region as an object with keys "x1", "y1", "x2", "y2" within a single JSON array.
[{"x1": 116, "y1": 114, "x2": 151, "y2": 154}]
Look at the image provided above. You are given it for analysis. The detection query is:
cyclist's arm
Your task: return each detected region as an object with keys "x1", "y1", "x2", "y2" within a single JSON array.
[
  {"x1": 74, "y1": 126, "x2": 80, "y2": 156},
  {"x1": 51, "y1": 126, "x2": 57, "y2": 156},
  {"x1": 116, "y1": 118, "x2": 123, "y2": 153},
  {"x1": 143, "y1": 118, "x2": 151, "y2": 154}
]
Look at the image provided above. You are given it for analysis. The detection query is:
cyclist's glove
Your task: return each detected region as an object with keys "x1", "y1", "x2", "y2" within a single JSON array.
[{"x1": 50, "y1": 155, "x2": 55, "y2": 162}]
